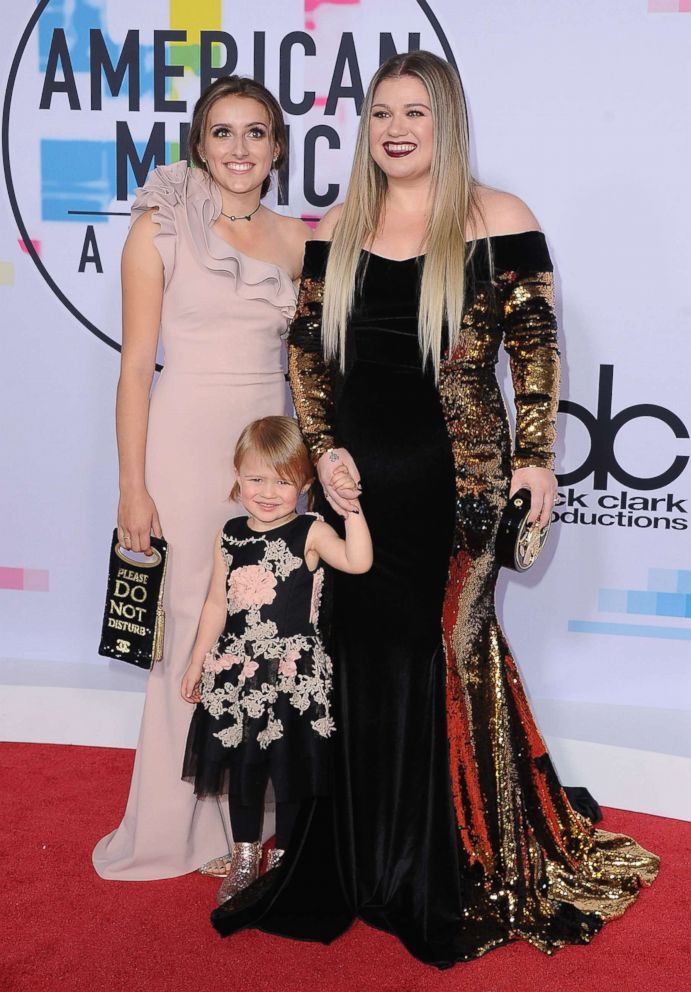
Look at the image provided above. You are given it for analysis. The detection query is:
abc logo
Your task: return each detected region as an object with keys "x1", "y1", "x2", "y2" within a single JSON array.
[{"x1": 559, "y1": 366, "x2": 689, "y2": 491}]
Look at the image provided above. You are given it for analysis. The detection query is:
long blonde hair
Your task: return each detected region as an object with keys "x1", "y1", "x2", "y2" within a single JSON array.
[{"x1": 323, "y1": 51, "x2": 480, "y2": 377}]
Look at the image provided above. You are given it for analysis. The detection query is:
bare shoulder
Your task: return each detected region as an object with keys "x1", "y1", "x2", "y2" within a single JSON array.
[
  {"x1": 273, "y1": 212, "x2": 313, "y2": 242},
  {"x1": 127, "y1": 206, "x2": 159, "y2": 243},
  {"x1": 267, "y1": 211, "x2": 312, "y2": 277},
  {"x1": 122, "y1": 208, "x2": 162, "y2": 270},
  {"x1": 305, "y1": 517, "x2": 336, "y2": 549},
  {"x1": 306, "y1": 517, "x2": 330, "y2": 541},
  {"x1": 472, "y1": 186, "x2": 541, "y2": 239},
  {"x1": 304, "y1": 517, "x2": 329, "y2": 564},
  {"x1": 314, "y1": 203, "x2": 344, "y2": 241}
]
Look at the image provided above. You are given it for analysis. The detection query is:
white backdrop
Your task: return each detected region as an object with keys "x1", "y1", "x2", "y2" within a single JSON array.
[{"x1": 1, "y1": 0, "x2": 689, "y2": 819}]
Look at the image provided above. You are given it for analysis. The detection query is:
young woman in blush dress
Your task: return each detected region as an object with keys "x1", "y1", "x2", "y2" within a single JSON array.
[{"x1": 93, "y1": 77, "x2": 310, "y2": 881}]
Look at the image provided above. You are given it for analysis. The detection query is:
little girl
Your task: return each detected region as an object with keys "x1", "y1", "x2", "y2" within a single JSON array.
[{"x1": 181, "y1": 415, "x2": 371, "y2": 904}]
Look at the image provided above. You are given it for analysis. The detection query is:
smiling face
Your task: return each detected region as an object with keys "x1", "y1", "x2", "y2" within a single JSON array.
[
  {"x1": 236, "y1": 453, "x2": 304, "y2": 529},
  {"x1": 198, "y1": 94, "x2": 277, "y2": 202},
  {"x1": 368, "y1": 74, "x2": 434, "y2": 183}
]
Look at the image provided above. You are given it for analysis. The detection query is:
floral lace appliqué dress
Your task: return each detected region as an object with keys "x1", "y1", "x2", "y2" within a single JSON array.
[{"x1": 183, "y1": 513, "x2": 334, "y2": 805}]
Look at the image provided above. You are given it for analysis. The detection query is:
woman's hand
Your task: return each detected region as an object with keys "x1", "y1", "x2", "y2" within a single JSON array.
[
  {"x1": 317, "y1": 448, "x2": 361, "y2": 517},
  {"x1": 117, "y1": 488, "x2": 163, "y2": 554},
  {"x1": 181, "y1": 662, "x2": 203, "y2": 704},
  {"x1": 509, "y1": 466, "x2": 557, "y2": 529}
]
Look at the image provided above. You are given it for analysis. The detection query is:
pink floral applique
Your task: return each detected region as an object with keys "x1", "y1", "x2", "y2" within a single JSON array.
[
  {"x1": 230, "y1": 564, "x2": 277, "y2": 610},
  {"x1": 203, "y1": 651, "x2": 242, "y2": 674},
  {"x1": 279, "y1": 647, "x2": 301, "y2": 678},
  {"x1": 241, "y1": 658, "x2": 259, "y2": 679},
  {"x1": 309, "y1": 568, "x2": 324, "y2": 624}
]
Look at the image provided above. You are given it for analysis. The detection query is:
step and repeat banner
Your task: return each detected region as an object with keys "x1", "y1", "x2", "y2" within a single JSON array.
[{"x1": 1, "y1": 1, "x2": 689, "y2": 817}]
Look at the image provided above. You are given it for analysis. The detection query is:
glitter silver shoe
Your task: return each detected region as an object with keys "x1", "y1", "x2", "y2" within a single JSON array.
[
  {"x1": 266, "y1": 847, "x2": 285, "y2": 871},
  {"x1": 215, "y1": 842, "x2": 263, "y2": 905}
]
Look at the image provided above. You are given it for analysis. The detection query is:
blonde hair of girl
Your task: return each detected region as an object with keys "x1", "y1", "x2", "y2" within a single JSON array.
[
  {"x1": 322, "y1": 50, "x2": 482, "y2": 379},
  {"x1": 230, "y1": 416, "x2": 315, "y2": 502}
]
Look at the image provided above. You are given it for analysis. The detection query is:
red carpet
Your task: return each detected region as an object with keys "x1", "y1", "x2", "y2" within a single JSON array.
[{"x1": 1, "y1": 742, "x2": 688, "y2": 992}]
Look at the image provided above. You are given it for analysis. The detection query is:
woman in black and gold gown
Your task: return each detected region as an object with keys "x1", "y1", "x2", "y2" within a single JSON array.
[{"x1": 212, "y1": 52, "x2": 658, "y2": 967}]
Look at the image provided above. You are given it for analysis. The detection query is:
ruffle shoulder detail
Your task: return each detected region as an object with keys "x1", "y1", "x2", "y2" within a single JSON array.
[
  {"x1": 131, "y1": 162, "x2": 297, "y2": 317},
  {"x1": 185, "y1": 166, "x2": 297, "y2": 318},
  {"x1": 130, "y1": 160, "x2": 188, "y2": 287}
]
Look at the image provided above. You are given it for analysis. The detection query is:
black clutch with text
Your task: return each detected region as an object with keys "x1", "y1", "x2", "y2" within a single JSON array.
[
  {"x1": 98, "y1": 528, "x2": 168, "y2": 669},
  {"x1": 496, "y1": 489, "x2": 551, "y2": 571}
]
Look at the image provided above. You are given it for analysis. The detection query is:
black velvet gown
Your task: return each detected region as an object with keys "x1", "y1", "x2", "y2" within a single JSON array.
[{"x1": 211, "y1": 234, "x2": 658, "y2": 967}]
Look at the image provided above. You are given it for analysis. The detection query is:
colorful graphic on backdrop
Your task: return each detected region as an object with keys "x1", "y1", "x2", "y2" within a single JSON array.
[
  {"x1": 648, "y1": 1, "x2": 691, "y2": 12},
  {"x1": 569, "y1": 567, "x2": 691, "y2": 641},
  {"x1": 0, "y1": 567, "x2": 50, "y2": 592}
]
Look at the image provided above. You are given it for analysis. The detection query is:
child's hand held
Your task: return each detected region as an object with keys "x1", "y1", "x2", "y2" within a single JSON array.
[
  {"x1": 331, "y1": 466, "x2": 362, "y2": 514},
  {"x1": 317, "y1": 447, "x2": 362, "y2": 516},
  {"x1": 332, "y1": 467, "x2": 357, "y2": 493},
  {"x1": 331, "y1": 464, "x2": 359, "y2": 495}
]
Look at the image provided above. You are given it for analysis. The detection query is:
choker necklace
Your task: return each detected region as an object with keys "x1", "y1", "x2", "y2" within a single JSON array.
[{"x1": 220, "y1": 203, "x2": 261, "y2": 222}]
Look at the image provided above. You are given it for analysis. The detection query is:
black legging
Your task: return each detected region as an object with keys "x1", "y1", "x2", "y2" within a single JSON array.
[{"x1": 230, "y1": 796, "x2": 301, "y2": 850}]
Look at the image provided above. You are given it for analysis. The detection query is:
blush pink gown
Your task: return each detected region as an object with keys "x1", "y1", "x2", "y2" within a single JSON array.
[{"x1": 93, "y1": 161, "x2": 296, "y2": 880}]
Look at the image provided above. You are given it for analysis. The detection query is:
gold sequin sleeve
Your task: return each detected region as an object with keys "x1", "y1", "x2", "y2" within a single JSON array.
[
  {"x1": 499, "y1": 244, "x2": 561, "y2": 472},
  {"x1": 287, "y1": 243, "x2": 338, "y2": 463}
]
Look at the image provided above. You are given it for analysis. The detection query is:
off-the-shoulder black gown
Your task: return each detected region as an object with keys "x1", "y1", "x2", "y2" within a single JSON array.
[{"x1": 211, "y1": 233, "x2": 658, "y2": 967}]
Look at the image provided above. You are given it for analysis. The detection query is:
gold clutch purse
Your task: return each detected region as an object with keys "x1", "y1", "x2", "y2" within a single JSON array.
[{"x1": 496, "y1": 489, "x2": 551, "y2": 571}]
